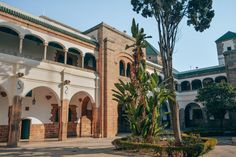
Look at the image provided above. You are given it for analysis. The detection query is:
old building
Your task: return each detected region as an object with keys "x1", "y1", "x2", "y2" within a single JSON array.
[{"x1": 0, "y1": 2, "x2": 236, "y2": 146}]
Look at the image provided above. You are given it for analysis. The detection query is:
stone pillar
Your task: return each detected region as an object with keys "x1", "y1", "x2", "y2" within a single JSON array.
[
  {"x1": 43, "y1": 42, "x2": 48, "y2": 60},
  {"x1": 19, "y1": 35, "x2": 24, "y2": 54},
  {"x1": 64, "y1": 49, "x2": 68, "y2": 64},
  {"x1": 7, "y1": 96, "x2": 22, "y2": 147},
  {"x1": 59, "y1": 99, "x2": 69, "y2": 141},
  {"x1": 92, "y1": 105, "x2": 98, "y2": 137},
  {"x1": 81, "y1": 54, "x2": 84, "y2": 68},
  {"x1": 179, "y1": 108, "x2": 185, "y2": 129}
]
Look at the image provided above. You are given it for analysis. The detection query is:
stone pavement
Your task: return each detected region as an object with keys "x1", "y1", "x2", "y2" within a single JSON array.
[
  {"x1": 0, "y1": 137, "x2": 235, "y2": 157},
  {"x1": 205, "y1": 136, "x2": 236, "y2": 157}
]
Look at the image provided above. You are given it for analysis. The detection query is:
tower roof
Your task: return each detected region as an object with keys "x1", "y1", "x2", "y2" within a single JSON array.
[
  {"x1": 145, "y1": 41, "x2": 159, "y2": 56},
  {"x1": 215, "y1": 31, "x2": 236, "y2": 43}
]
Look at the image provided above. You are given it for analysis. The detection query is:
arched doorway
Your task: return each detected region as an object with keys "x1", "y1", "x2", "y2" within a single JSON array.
[
  {"x1": 0, "y1": 86, "x2": 9, "y2": 142},
  {"x1": 21, "y1": 86, "x2": 59, "y2": 141},
  {"x1": 68, "y1": 91, "x2": 96, "y2": 137},
  {"x1": 118, "y1": 104, "x2": 130, "y2": 133},
  {"x1": 185, "y1": 103, "x2": 203, "y2": 128}
]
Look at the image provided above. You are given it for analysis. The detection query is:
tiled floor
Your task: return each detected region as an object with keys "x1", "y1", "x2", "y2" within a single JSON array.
[{"x1": 0, "y1": 137, "x2": 235, "y2": 157}]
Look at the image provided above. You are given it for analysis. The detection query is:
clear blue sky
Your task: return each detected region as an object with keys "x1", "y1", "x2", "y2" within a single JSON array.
[{"x1": 2, "y1": 0, "x2": 236, "y2": 71}]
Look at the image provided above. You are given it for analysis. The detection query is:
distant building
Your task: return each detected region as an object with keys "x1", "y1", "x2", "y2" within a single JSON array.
[{"x1": 0, "y1": 2, "x2": 236, "y2": 146}]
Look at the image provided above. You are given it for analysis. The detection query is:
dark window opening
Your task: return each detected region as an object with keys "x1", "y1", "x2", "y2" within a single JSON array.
[{"x1": 119, "y1": 60, "x2": 125, "y2": 76}]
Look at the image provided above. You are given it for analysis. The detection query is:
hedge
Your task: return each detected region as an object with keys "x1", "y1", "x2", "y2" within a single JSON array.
[{"x1": 112, "y1": 137, "x2": 217, "y2": 157}]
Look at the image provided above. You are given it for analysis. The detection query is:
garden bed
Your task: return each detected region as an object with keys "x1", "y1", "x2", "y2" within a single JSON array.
[{"x1": 112, "y1": 135, "x2": 217, "y2": 157}]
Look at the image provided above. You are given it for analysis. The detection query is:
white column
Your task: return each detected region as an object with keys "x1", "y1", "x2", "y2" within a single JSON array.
[
  {"x1": 95, "y1": 56, "x2": 98, "y2": 72},
  {"x1": 81, "y1": 54, "x2": 84, "y2": 68},
  {"x1": 43, "y1": 42, "x2": 48, "y2": 60},
  {"x1": 19, "y1": 35, "x2": 24, "y2": 54},
  {"x1": 64, "y1": 49, "x2": 68, "y2": 64}
]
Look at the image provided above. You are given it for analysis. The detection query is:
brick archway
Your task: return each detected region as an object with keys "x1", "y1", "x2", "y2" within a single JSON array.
[
  {"x1": 21, "y1": 86, "x2": 60, "y2": 141},
  {"x1": 68, "y1": 91, "x2": 98, "y2": 138}
]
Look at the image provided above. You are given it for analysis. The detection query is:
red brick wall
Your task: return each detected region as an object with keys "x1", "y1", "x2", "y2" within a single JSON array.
[
  {"x1": 81, "y1": 116, "x2": 92, "y2": 137},
  {"x1": 0, "y1": 125, "x2": 8, "y2": 142},
  {"x1": 67, "y1": 123, "x2": 80, "y2": 137},
  {"x1": 28, "y1": 123, "x2": 59, "y2": 141}
]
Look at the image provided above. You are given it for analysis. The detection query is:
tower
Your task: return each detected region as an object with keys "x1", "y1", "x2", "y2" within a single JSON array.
[{"x1": 216, "y1": 31, "x2": 236, "y2": 86}]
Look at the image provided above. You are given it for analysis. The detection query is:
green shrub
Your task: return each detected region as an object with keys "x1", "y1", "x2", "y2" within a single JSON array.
[{"x1": 112, "y1": 136, "x2": 217, "y2": 157}]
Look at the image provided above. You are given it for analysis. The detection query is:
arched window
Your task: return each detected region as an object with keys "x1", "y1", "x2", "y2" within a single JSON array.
[
  {"x1": 23, "y1": 34, "x2": 44, "y2": 60},
  {"x1": 119, "y1": 60, "x2": 125, "y2": 76},
  {"x1": 68, "y1": 108, "x2": 72, "y2": 122},
  {"x1": 215, "y1": 76, "x2": 227, "y2": 83},
  {"x1": 203, "y1": 78, "x2": 214, "y2": 87},
  {"x1": 84, "y1": 53, "x2": 96, "y2": 70},
  {"x1": 191, "y1": 79, "x2": 202, "y2": 90},
  {"x1": 126, "y1": 63, "x2": 131, "y2": 77},
  {"x1": 48, "y1": 41, "x2": 65, "y2": 63},
  {"x1": 0, "y1": 26, "x2": 19, "y2": 56},
  {"x1": 181, "y1": 81, "x2": 191, "y2": 91},
  {"x1": 68, "y1": 48, "x2": 82, "y2": 67}
]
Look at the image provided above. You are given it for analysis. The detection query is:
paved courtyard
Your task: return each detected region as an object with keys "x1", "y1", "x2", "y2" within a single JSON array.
[{"x1": 0, "y1": 137, "x2": 235, "y2": 157}]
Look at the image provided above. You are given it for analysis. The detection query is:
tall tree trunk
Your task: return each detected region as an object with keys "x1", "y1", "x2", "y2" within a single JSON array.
[{"x1": 157, "y1": 17, "x2": 182, "y2": 145}]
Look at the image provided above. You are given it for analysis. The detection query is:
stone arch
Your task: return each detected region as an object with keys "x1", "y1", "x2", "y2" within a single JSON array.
[
  {"x1": 22, "y1": 34, "x2": 45, "y2": 60},
  {"x1": 215, "y1": 76, "x2": 227, "y2": 83},
  {"x1": 47, "y1": 41, "x2": 66, "y2": 63},
  {"x1": 181, "y1": 81, "x2": 191, "y2": 92},
  {"x1": 0, "y1": 85, "x2": 10, "y2": 142},
  {"x1": 84, "y1": 53, "x2": 96, "y2": 71},
  {"x1": 21, "y1": 86, "x2": 60, "y2": 140},
  {"x1": 203, "y1": 77, "x2": 214, "y2": 87},
  {"x1": 185, "y1": 103, "x2": 203, "y2": 128},
  {"x1": 0, "y1": 25, "x2": 21, "y2": 36},
  {"x1": 68, "y1": 47, "x2": 83, "y2": 67},
  {"x1": 119, "y1": 60, "x2": 125, "y2": 76},
  {"x1": 68, "y1": 91, "x2": 96, "y2": 137},
  {"x1": 191, "y1": 79, "x2": 202, "y2": 90},
  {"x1": 24, "y1": 33, "x2": 45, "y2": 43}
]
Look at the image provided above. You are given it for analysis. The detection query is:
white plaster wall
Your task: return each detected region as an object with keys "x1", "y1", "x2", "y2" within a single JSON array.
[
  {"x1": 218, "y1": 55, "x2": 225, "y2": 65},
  {"x1": 0, "y1": 51, "x2": 97, "y2": 108},
  {"x1": 223, "y1": 40, "x2": 235, "y2": 52},
  {"x1": 0, "y1": 93, "x2": 9, "y2": 125},
  {"x1": 21, "y1": 87, "x2": 58, "y2": 124}
]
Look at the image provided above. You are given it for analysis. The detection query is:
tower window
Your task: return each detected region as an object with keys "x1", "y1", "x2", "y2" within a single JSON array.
[{"x1": 227, "y1": 46, "x2": 232, "y2": 51}]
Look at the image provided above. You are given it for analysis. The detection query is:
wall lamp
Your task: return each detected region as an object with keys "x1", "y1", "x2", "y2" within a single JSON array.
[
  {"x1": 16, "y1": 72, "x2": 24, "y2": 78},
  {"x1": 64, "y1": 80, "x2": 71, "y2": 85}
]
